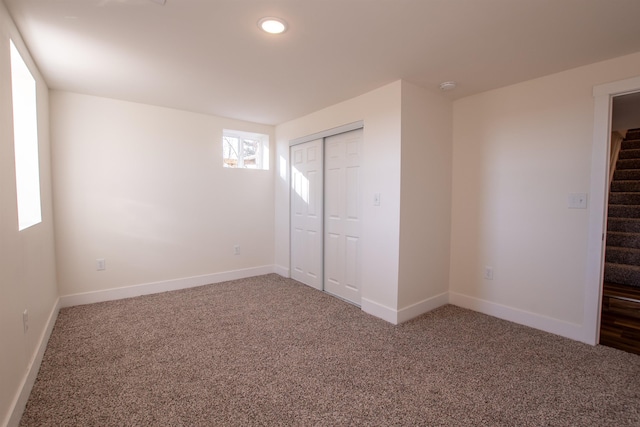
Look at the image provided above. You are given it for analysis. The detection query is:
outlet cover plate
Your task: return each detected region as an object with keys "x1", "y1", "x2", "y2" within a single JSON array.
[{"x1": 568, "y1": 193, "x2": 588, "y2": 209}]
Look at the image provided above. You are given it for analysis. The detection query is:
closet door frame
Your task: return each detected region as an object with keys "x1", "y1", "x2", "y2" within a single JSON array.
[{"x1": 289, "y1": 120, "x2": 364, "y2": 295}]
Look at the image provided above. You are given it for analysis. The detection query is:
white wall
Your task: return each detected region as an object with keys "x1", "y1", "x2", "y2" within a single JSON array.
[
  {"x1": 398, "y1": 81, "x2": 452, "y2": 310},
  {"x1": 0, "y1": 3, "x2": 59, "y2": 426},
  {"x1": 50, "y1": 92, "x2": 275, "y2": 296},
  {"x1": 612, "y1": 92, "x2": 640, "y2": 131},
  {"x1": 275, "y1": 81, "x2": 402, "y2": 316},
  {"x1": 450, "y1": 52, "x2": 640, "y2": 341}
]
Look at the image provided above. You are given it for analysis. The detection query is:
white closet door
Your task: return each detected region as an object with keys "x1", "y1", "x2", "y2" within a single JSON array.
[
  {"x1": 290, "y1": 139, "x2": 324, "y2": 290},
  {"x1": 324, "y1": 128, "x2": 363, "y2": 304}
]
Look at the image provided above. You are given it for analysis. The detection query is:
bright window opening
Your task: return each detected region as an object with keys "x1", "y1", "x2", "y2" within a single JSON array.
[
  {"x1": 10, "y1": 40, "x2": 41, "y2": 231},
  {"x1": 223, "y1": 130, "x2": 269, "y2": 170}
]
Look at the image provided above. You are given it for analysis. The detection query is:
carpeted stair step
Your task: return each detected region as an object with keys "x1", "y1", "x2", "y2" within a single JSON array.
[
  {"x1": 611, "y1": 181, "x2": 640, "y2": 192},
  {"x1": 616, "y1": 158, "x2": 640, "y2": 170},
  {"x1": 622, "y1": 139, "x2": 640, "y2": 150},
  {"x1": 613, "y1": 169, "x2": 640, "y2": 181},
  {"x1": 607, "y1": 217, "x2": 640, "y2": 233},
  {"x1": 608, "y1": 204, "x2": 640, "y2": 218},
  {"x1": 605, "y1": 246, "x2": 640, "y2": 265},
  {"x1": 618, "y1": 148, "x2": 640, "y2": 160},
  {"x1": 626, "y1": 128, "x2": 640, "y2": 137},
  {"x1": 609, "y1": 192, "x2": 640, "y2": 205},
  {"x1": 606, "y1": 231, "x2": 640, "y2": 249},
  {"x1": 604, "y1": 263, "x2": 640, "y2": 288}
]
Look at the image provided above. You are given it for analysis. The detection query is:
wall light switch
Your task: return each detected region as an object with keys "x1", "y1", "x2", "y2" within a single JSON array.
[
  {"x1": 96, "y1": 258, "x2": 106, "y2": 271},
  {"x1": 373, "y1": 193, "x2": 381, "y2": 206},
  {"x1": 22, "y1": 309, "x2": 28, "y2": 333},
  {"x1": 568, "y1": 193, "x2": 588, "y2": 209}
]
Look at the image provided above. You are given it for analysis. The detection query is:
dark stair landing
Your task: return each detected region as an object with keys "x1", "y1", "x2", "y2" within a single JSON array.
[
  {"x1": 600, "y1": 282, "x2": 640, "y2": 355},
  {"x1": 602, "y1": 128, "x2": 640, "y2": 353}
]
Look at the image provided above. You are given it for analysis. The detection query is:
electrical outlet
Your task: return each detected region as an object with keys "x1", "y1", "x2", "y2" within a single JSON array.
[
  {"x1": 96, "y1": 258, "x2": 106, "y2": 271},
  {"x1": 23, "y1": 309, "x2": 28, "y2": 334},
  {"x1": 234, "y1": 245, "x2": 240, "y2": 255},
  {"x1": 484, "y1": 266, "x2": 494, "y2": 280}
]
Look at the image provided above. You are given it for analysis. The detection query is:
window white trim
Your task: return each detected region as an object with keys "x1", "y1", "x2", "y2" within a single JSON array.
[{"x1": 223, "y1": 129, "x2": 269, "y2": 170}]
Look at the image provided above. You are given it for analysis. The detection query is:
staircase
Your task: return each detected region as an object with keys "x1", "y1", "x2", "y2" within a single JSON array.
[{"x1": 601, "y1": 128, "x2": 640, "y2": 354}]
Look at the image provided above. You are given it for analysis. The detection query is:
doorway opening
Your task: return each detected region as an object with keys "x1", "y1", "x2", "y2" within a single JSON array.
[
  {"x1": 600, "y1": 92, "x2": 640, "y2": 354},
  {"x1": 586, "y1": 76, "x2": 640, "y2": 346}
]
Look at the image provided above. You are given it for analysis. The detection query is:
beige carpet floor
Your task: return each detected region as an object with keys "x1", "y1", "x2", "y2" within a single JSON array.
[{"x1": 20, "y1": 274, "x2": 640, "y2": 426}]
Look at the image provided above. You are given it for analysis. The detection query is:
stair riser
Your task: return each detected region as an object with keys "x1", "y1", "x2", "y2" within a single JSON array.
[
  {"x1": 616, "y1": 159, "x2": 640, "y2": 170},
  {"x1": 622, "y1": 137, "x2": 640, "y2": 149},
  {"x1": 606, "y1": 233, "x2": 640, "y2": 249},
  {"x1": 611, "y1": 181, "x2": 640, "y2": 192},
  {"x1": 607, "y1": 219, "x2": 640, "y2": 233},
  {"x1": 606, "y1": 249, "x2": 640, "y2": 265},
  {"x1": 608, "y1": 205, "x2": 640, "y2": 218},
  {"x1": 609, "y1": 193, "x2": 640, "y2": 205},
  {"x1": 614, "y1": 169, "x2": 640, "y2": 180},
  {"x1": 618, "y1": 149, "x2": 640, "y2": 160},
  {"x1": 604, "y1": 264, "x2": 640, "y2": 288},
  {"x1": 620, "y1": 139, "x2": 640, "y2": 151}
]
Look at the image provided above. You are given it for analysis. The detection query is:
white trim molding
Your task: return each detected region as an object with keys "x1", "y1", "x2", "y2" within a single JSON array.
[
  {"x1": 59, "y1": 265, "x2": 276, "y2": 308},
  {"x1": 289, "y1": 120, "x2": 364, "y2": 147},
  {"x1": 362, "y1": 292, "x2": 449, "y2": 325},
  {"x1": 361, "y1": 297, "x2": 398, "y2": 324},
  {"x1": 397, "y1": 292, "x2": 449, "y2": 323},
  {"x1": 274, "y1": 265, "x2": 290, "y2": 278},
  {"x1": 7, "y1": 299, "x2": 60, "y2": 427},
  {"x1": 450, "y1": 292, "x2": 587, "y2": 344}
]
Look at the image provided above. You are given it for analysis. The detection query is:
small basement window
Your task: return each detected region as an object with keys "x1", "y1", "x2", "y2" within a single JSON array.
[{"x1": 223, "y1": 130, "x2": 269, "y2": 170}]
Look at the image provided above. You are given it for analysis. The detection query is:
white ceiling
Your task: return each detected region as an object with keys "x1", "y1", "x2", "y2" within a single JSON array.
[{"x1": 5, "y1": 0, "x2": 640, "y2": 125}]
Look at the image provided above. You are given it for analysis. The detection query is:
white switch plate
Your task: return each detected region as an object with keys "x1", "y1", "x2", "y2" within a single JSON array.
[
  {"x1": 23, "y1": 309, "x2": 28, "y2": 333},
  {"x1": 373, "y1": 193, "x2": 381, "y2": 206},
  {"x1": 96, "y1": 258, "x2": 106, "y2": 271},
  {"x1": 568, "y1": 193, "x2": 588, "y2": 209}
]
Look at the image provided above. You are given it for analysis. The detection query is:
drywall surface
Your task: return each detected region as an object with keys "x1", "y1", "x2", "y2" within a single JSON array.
[
  {"x1": 450, "y1": 52, "x2": 640, "y2": 330},
  {"x1": 50, "y1": 92, "x2": 275, "y2": 295},
  {"x1": 397, "y1": 81, "x2": 453, "y2": 309},
  {"x1": 612, "y1": 91, "x2": 640, "y2": 131},
  {"x1": 0, "y1": 3, "x2": 59, "y2": 425},
  {"x1": 275, "y1": 81, "x2": 402, "y2": 311}
]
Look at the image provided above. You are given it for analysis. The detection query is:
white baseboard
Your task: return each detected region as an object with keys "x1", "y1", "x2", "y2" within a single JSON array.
[
  {"x1": 397, "y1": 292, "x2": 449, "y2": 323},
  {"x1": 274, "y1": 265, "x2": 289, "y2": 278},
  {"x1": 361, "y1": 297, "x2": 398, "y2": 324},
  {"x1": 361, "y1": 292, "x2": 449, "y2": 325},
  {"x1": 7, "y1": 298, "x2": 60, "y2": 427},
  {"x1": 59, "y1": 265, "x2": 276, "y2": 308},
  {"x1": 449, "y1": 291, "x2": 587, "y2": 343}
]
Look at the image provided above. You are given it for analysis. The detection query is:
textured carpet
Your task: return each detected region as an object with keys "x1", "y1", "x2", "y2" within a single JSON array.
[{"x1": 21, "y1": 274, "x2": 640, "y2": 426}]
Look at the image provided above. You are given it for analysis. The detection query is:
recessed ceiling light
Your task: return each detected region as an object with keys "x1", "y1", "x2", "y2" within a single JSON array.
[
  {"x1": 258, "y1": 17, "x2": 288, "y2": 34},
  {"x1": 439, "y1": 81, "x2": 457, "y2": 91}
]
